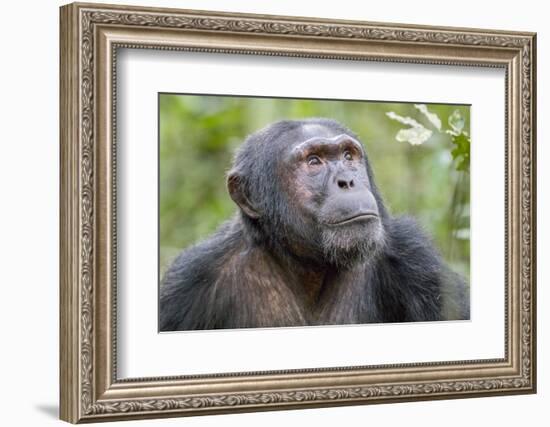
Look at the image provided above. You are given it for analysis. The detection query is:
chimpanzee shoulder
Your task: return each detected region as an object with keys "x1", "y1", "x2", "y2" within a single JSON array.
[
  {"x1": 159, "y1": 219, "x2": 239, "y2": 331},
  {"x1": 160, "y1": 216, "x2": 308, "y2": 330},
  {"x1": 371, "y1": 215, "x2": 469, "y2": 322}
]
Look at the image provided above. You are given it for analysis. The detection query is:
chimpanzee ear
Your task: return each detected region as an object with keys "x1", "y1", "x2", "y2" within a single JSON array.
[{"x1": 227, "y1": 172, "x2": 261, "y2": 219}]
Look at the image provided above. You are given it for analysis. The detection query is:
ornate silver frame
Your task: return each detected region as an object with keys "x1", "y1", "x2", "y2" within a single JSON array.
[{"x1": 60, "y1": 2, "x2": 536, "y2": 423}]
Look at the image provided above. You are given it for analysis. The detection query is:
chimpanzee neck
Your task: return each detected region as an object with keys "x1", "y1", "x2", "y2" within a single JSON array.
[
  {"x1": 282, "y1": 254, "x2": 327, "y2": 307},
  {"x1": 241, "y1": 216, "x2": 367, "y2": 313},
  {"x1": 263, "y1": 238, "x2": 360, "y2": 310}
]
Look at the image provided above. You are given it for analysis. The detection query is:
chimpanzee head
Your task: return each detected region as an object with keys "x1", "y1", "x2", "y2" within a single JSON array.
[{"x1": 227, "y1": 118, "x2": 388, "y2": 267}]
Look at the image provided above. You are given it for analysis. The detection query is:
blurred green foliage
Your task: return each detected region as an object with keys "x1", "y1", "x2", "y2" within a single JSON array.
[{"x1": 159, "y1": 94, "x2": 470, "y2": 280}]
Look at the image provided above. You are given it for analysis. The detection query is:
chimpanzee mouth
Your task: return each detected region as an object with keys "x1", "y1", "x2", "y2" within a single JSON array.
[{"x1": 327, "y1": 212, "x2": 379, "y2": 226}]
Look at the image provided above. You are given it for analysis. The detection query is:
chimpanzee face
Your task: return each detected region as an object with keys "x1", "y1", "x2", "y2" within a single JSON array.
[
  {"x1": 278, "y1": 124, "x2": 386, "y2": 265},
  {"x1": 228, "y1": 120, "x2": 386, "y2": 267}
]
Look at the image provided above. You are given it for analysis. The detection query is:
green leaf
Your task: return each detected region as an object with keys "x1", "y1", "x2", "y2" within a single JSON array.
[
  {"x1": 448, "y1": 109, "x2": 465, "y2": 134},
  {"x1": 414, "y1": 104, "x2": 442, "y2": 130},
  {"x1": 396, "y1": 127, "x2": 433, "y2": 145},
  {"x1": 450, "y1": 133, "x2": 470, "y2": 172}
]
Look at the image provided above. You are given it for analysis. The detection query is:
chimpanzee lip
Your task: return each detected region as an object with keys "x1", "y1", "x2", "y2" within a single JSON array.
[{"x1": 327, "y1": 212, "x2": 379, "y2": 226}]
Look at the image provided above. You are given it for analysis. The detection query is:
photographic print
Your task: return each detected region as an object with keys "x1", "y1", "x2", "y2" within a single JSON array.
[{"x1": 159, "y1": 94, "x2": 471, "y2": 331}]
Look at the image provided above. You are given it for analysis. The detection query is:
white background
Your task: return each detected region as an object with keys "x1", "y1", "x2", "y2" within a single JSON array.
[
  {"x1": 118, "y1": 50, "x2": 504, "y2": 377},
  {"x1": 0, "y1": 0, "x2": 546, "y2": 426}
]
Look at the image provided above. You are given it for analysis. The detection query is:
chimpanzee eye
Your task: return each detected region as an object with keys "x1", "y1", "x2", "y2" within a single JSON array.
[
  {"x1": 343, "y1": 150, "x2": 353, "y2": 161},
  {"x1": 307, "y1": 155, "x2": 322, "y2": 166}
]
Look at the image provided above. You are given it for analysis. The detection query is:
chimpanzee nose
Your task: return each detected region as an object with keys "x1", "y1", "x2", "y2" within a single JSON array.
[{"x1": 337, "y1": 178, "x2": 355, "y2": 190}]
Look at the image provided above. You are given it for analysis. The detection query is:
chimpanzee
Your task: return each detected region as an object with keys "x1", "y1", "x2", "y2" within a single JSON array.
[{"x1": 160, "y1": 118, "x2": 469, "y2": 331}]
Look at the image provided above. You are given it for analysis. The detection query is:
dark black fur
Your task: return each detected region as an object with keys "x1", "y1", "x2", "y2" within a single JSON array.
[{"x1": 160, "y1": 118, "x2": 469, "y2": 331}]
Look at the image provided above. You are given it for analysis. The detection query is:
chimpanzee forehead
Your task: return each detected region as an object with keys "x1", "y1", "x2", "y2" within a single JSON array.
[
  {"x1": 271, "y1": 122, "x2": 348, "y2": 146},
  {"x1": 275, "y1": 122, "x2": 359, "y2": 147},
  {"x1": 290, "y1": 133, "x2": 365, "y2": 157},
  {"x1": 299, "y1": 123, "x2": 344, "y2": 139}
]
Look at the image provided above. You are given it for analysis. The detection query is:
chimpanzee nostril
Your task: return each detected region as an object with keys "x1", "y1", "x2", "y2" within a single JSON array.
[
  {"x1": 338, "y1": 179, "x2": 350, "y2": 189},
  {"x1": 349, "y1": 180, "x2": 354, "y2": 188}
]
